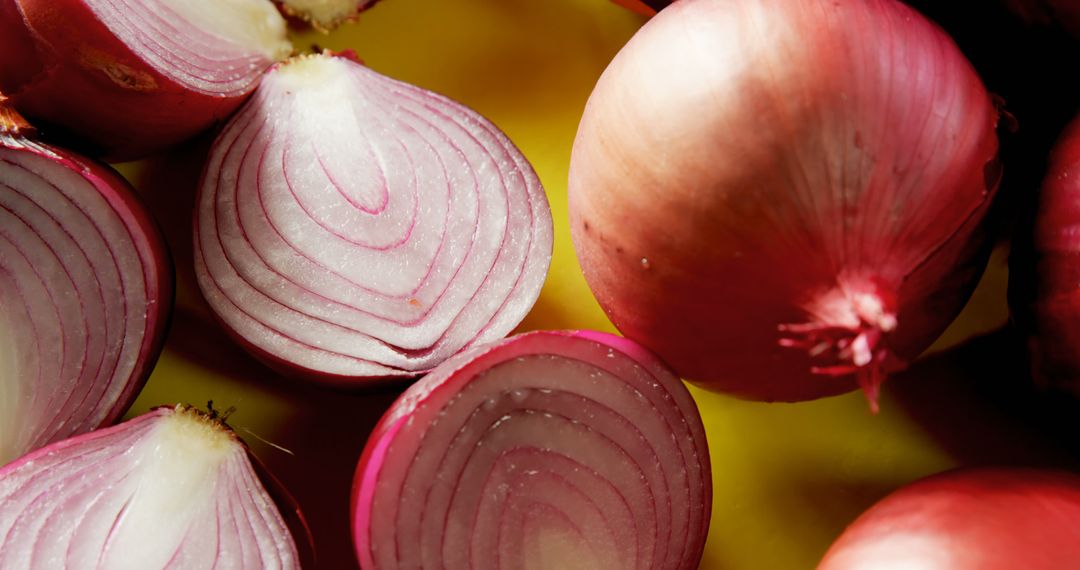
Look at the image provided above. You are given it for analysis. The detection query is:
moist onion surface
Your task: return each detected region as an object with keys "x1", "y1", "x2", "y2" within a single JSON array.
[
  {"x1": 352, "y1": 330, "x2": 711, "y2": 570},
  {"x1": 0, "y1": 122, "x2": 171, "y2": 465},
  {"x1": 195, "y1": 53, "x2": 553, "y2": 383},
  {"x1": 0, "y1": 405, "x2": 300, "y2": 569}
]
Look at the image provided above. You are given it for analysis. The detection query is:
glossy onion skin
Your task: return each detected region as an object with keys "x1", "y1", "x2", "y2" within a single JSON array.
[
  {"x1": 1010, "y1": 115, "x2": 1080, "y2": 396},
  {"x1": 194, "y1": 54, "x2": 553, "y2": 385},
  {"x1": 818, "y1": 467, "x2": 1080, "y2": 569},
  {"x1": 0, "y1": 0, "x2": 288, "y2": 161},
  {"x1": 352, "y1": 330, "x2": 711, "y2": 570},
  {"x1": 0, "y1": 406, "x2": 301, "y2": 569},
  {"x1": 0, "y1": 129, "x2": 172, "y2": 464},
  {"x1": 570, "y1": 0, "x2": 1000, "y2": 402}
]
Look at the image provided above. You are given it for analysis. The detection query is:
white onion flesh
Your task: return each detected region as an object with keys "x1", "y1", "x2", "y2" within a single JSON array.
[
  {"x1": 194, "y1": 53, "x2": 553, "y2": 383},
  {"x1": 0, "y1": 130, "x2": 170, "y2": 465},
  {"x1": 0, "y1": 405, "x2": 301, "y2": 569},
  {"x1": 352, "y1": 331, "x2": 711, "y2": 570},
  {"x1": 278, "y1": 0, "x2": 378, "y2": 29}
]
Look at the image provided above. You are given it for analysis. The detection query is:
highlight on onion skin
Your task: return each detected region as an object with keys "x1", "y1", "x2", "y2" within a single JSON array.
[
  {"x1": 569, "y1": 0, "x2": 1001, "y2": 409},
  {"x1": 0, "y1": 102, "x2": 172, "y2": 465},
  {"x1": 0, "y1": 405, "x2": 303, "y2": 569},
  {"x1": 275, "y1": 0, "x2": 379, "y2": 31},
  {"x1": 352, "y1": 330, "x2": 711, "y2": 570},
  {"x1": 0, "y1": 0, "x2": 292, "y2": 161},
  {"x1": 194, "y1": 52, "x2": 553, "y2": 386},
  {"x1": 1009, "y1": 115, "x2": 1080, "y2": 398},
  {"x1": 817, "y1": 467, "x2": 1080, "y2": 570}
]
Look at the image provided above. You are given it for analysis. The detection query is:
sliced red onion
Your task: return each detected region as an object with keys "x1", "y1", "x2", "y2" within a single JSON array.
[
  {"x1": 194, "y1": 52, "x2": 553, "y2": 385},
  {"x1": 276, "y1": 0, "x2": 379, "y2": 31},
  {"x1": 0, "y1": 105, "x2": 171, "y2": 465},
  {"x1": 0, "y1": 405, "x2": 301, "y2": 568},
  {"x1": 0, "y1": 0, "x2": 292, "y2": 160},
  {"x1": 352, "y1": 330, "x2": 711, "y2": 570}
]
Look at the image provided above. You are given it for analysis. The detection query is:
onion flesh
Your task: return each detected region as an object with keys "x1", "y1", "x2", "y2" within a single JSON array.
[
  {"x1": 0, "y1": 0, "x2": 292, "y2": 160},
  {"x1": 818, "y1": 467, "x2": 1080, "y2": 570},
  {"x1": 569, "y1": 0, "x2": 1001, "y2": 408},
  {"x1": 0, "y1": 405, "x2": 302, "y2": 569},
  {"x1": 0, "y1": 104, "x2": 172, "y2": 465},
  {"x1": 194, "y1": 52, "x2": 553, "y2": 385},
  {"x1": 352, "y1": 330, "x2": 711, "y2": 570},
  {"x1": 276, "y1": 0, "x2": 378, "y2": 31}
]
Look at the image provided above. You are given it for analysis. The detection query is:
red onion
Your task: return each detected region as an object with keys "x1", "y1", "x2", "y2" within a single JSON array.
[
  {"x1": 0, "y1": 0, "x2": 292, "y2": 161},
  {"x1": 275, "y1": 0, "x2": 378, "y2": 31},
  {"x1": 0, "y1": 103, "x2": 171, "y2": 465},
  {"x1": 569, "y1": 0, "x2": 1001, "y2": 409},
  {"x1": 194, "y1": 52, "x2": 553, "y2": 385},
  {"x1": 609, "y1": 0, "x2": 666, "y2": 16},
  {"x1": 818, "y1": 467, "x2": 1080, "y2": 569},
  {"x1": 0, "y1": 405, "x2": 303, "y2": 568},
  {"x1": 1010, "y1": 115, "x2": 1080, "y2": 397},
  {"x1": 352, "y1": 330, "x2": 711, "y2": 570}
]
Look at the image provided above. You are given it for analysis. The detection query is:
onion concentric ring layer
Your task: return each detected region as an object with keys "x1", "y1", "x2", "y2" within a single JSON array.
[
  {"x1": 195, "y1": 53, "x2": 553, "y2": 383},
  {"x1": 352, "y1": 330, "x2": 711, "y2": 570},
  {"x1": 0, "y1": 405, "x2": 300, "y2": 569},
  {"x1": 0, "y1": 133, "x2": 171, "y2": 465}
]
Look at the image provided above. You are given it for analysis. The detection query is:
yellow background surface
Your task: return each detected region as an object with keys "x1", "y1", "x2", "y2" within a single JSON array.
[{"x1": 115, "y1": 1, "x2": 1073, "y2": 568}]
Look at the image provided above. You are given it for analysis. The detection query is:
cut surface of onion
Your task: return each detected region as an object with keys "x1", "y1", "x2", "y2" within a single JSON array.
[
  {"x1": 276, "y1": 0, "x2": 378, "y2": 30},
  {"x1": 569, "y1": 0, "x2": 1001, "y2": 408},
  {"x1": 0, "y1": 0, "x2": 292, "y2": 160},
  {"x1": 0, "y1": 405, "x2": 301, "y2": 569},
  {"x1": 194, "y1": 52, "x2": 553, "y2": 384},
  {"x1": 0, "y1": 105, "x2": 171, "y2": 465},
  {"x1": 818, "y1": 467, "x2": 1080, "y2": 570},
  {"x1": 352, "y1": 330, "x2": 711, "y2": 570}
]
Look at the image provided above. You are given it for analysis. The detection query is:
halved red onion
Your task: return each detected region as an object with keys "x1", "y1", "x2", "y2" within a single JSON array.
[
  {"x1": 194, "y1": 52, "x2": 553, "y2": 385},
  {"x1": 0, "y1": 0, "x2": 292, "y2": 160},
  {"x1": 0, "y1": 405, "x2": 302, "y2": 568},
  {"x1": 352, "y1": 330, "x2": 711, "y2": 570},
  {"x1": 0, "y1": 104, "x2": 171, "y2": 465},
  {"x1": 275, "y1": 0, "x2": 379, "y2": 31}
]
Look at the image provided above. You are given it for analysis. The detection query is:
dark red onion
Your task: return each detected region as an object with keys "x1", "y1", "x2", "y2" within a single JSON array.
[
  {"x1": 194, "y1": 52, "x2": 553, "y2": 385},
  {"x1": 0, "y1": 0, "x2": 292, "y2": 160},
  {"x1": 818, "y1": 467, "x2": 1080, "y2": 569},
  {"x1": 352, "y1": 330, "x2": 711, "y2": 570},
  {"x1": 0, "y1": 103, "x2": 172, "y2": 465},
  {"x1": 0, "y1": 405, "x2": 302, "y2": 568},
  {"x1": 570, "y1": 0, "x2": 1001, "y2": 409}
]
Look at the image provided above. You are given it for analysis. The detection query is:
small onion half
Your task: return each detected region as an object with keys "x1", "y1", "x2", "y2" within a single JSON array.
[
  {"x1": 0, "y1": 0, "x2": 292, "y2": 160},
  {"x1": 352, "y1": 330, "x2": 711, "y2": 570},
  {"x1": 194, "y1": 52, "x2": 553, "y2": 385},
  {"x1": 0, "y1": 105, "x2": 172, "y2": 465},
  {"x1": 0, "y1": 405, "x2": 302, "y2": 569}
]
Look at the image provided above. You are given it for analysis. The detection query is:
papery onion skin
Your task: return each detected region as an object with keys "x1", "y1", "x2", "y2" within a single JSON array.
[
  {"x1": 351, "y1": 330, "x2": 711, "y2": 570},
  {"x1": 0, "y1": 0, "x2": 291, "y2": 161},
  {"x1": 817, "y1": 467, "x2": 1080, "y2": 570},
  {"x1": 1009, "y1": 115, "x2": 1080, "y2": 397},
  {"x1": 0, "y1": 405, "x2": 303, "y2": 569},
  {"x1": 0, "y1": 104, "x2": 172, "y2": 464},
  {"x1": 569, "y1": 0, "x2": 1000, "y2": 406},
  {"x1": 194, "y1": 53, "x2": 553, "y2": 386}
]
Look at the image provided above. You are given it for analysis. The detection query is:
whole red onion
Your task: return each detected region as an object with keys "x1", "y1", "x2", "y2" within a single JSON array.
[{"x1": 570, "y1": 0, "x2": 1001, "y2": 408}]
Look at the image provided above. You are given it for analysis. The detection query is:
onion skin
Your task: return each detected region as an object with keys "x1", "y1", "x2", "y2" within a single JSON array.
[
  {"x1": 1010, "y1": 115, "x2": 1080, "y2": 397},
  {"x1": 569, "y1": 0, "x2": 1000, "y2": 406},
  {"x1": 194, "y1": 53, "x2": 553, "y2": 386},
  {"x1": 351, "y1": 330, "x2": 711, "y2": 570},
  {"x1": 0, "y1": 405, "x2": 303, "y2": 569},
  {"x1": 609, "y1": 0, "x2": 665, "y2": 17},
  {"x1": 818, "y1": 467, "x2": 1080, "y2": 570},
  {"x1": 0, "y1": 0, "x2": 290, "y2": 161},
  {"x1": 0, "y1": 105, "x2": 172, "y2": 464}
]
